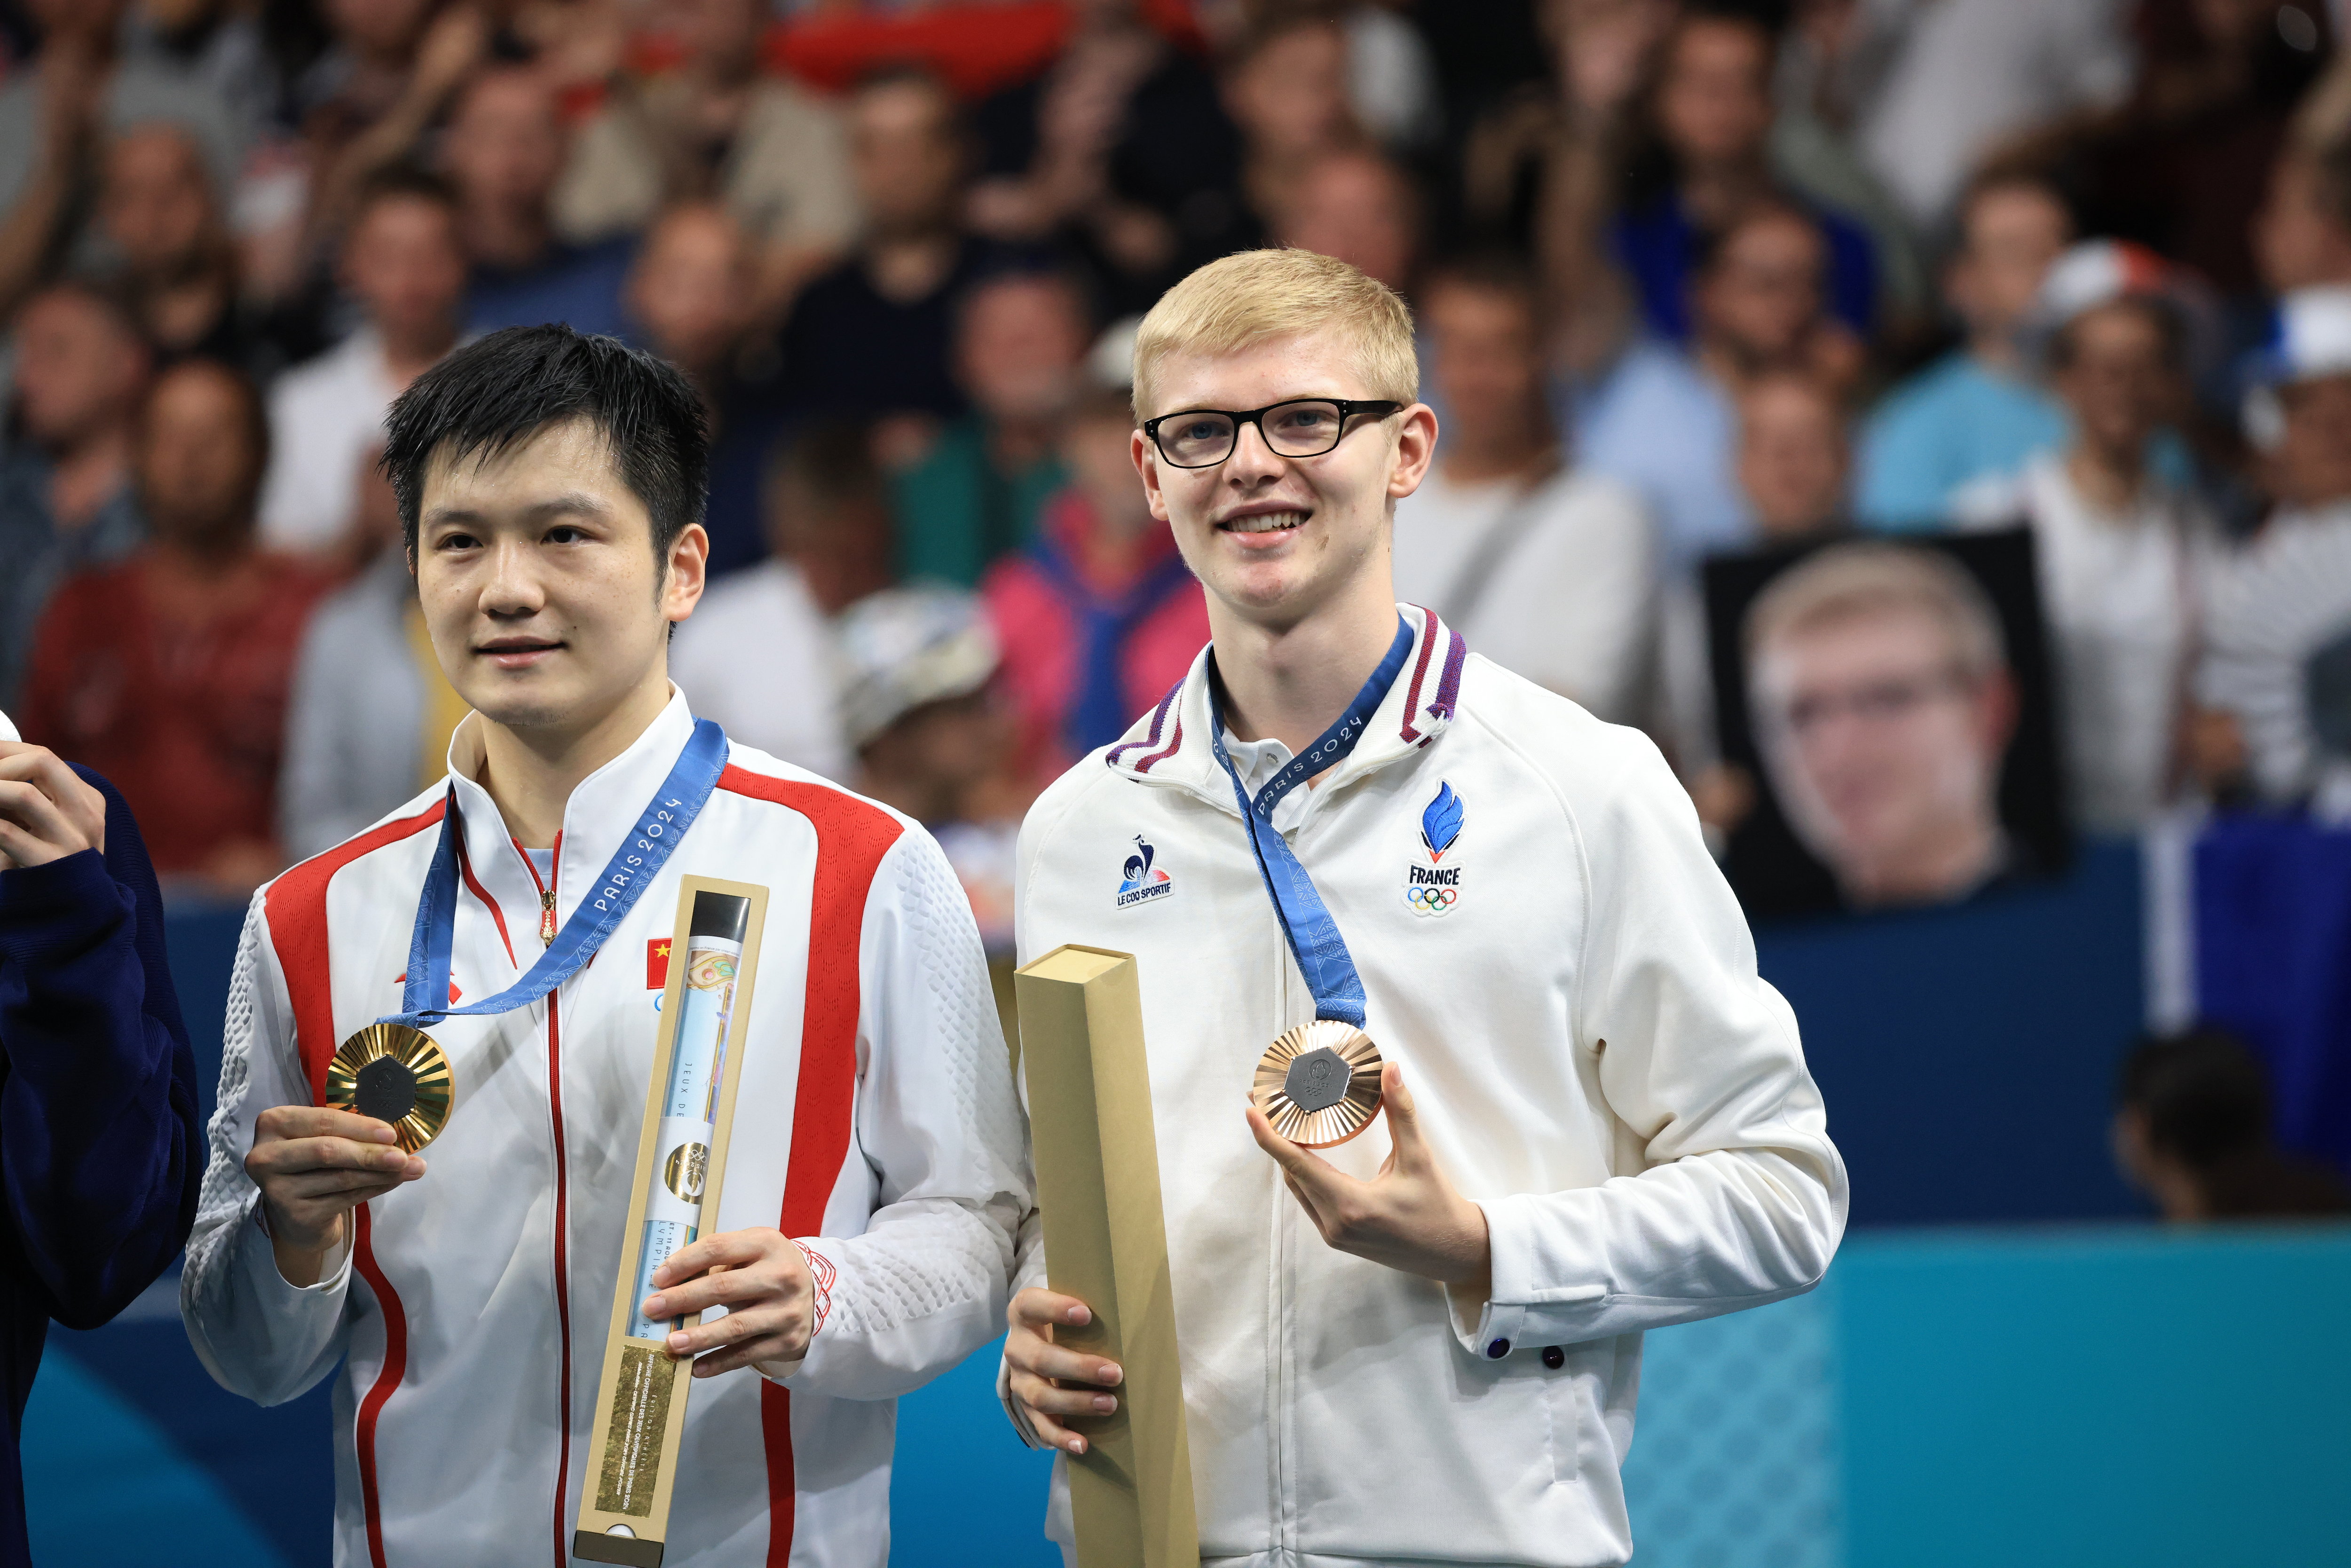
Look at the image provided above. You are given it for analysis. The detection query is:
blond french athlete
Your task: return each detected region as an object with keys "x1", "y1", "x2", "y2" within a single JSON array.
[{"x1": 1005, "y1": 250, "x2": 1848, "y2": 1568}]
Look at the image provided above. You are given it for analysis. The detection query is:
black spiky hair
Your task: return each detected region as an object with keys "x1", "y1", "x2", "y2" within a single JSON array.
[{"x1": 382, "y1": 323, "x2": 710, "y2": 566}]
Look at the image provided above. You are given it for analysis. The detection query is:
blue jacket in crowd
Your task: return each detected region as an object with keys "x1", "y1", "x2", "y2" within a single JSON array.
[{"x1": 0, "y1": 769, "x2": 203, "y2": 1566}]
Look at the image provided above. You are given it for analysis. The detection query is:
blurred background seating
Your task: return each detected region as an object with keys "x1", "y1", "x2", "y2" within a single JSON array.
[{"x1": 2, "y1": 0, "x2": 2348, "y2": 1560}]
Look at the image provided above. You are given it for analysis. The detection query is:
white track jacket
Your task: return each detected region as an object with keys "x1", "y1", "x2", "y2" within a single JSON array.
[
  {"x1": 183, "y1": 693, "x2": 1030, "y2": 1568},
  {"x1": 1010, "y1": 606, "x2": 1846, "y2": 1568}
]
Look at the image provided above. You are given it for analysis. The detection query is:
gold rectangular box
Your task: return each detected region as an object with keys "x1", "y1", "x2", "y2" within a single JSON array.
[
  {"x1": 574, "y1": 877, "x2": 770, "y2": 1568},
  {"x1": 1015, "y1": 946, "x2": 1199, "y2": 1568}
]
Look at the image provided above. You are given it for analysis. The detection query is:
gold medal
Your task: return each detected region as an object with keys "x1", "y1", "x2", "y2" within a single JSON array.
[
  {"x1": 1251, "y1": 1020, "x2": 1383, "y2": 1148},
  {"x1": 326, "y1": 1023, "x2": 454, "y2": 1153}
]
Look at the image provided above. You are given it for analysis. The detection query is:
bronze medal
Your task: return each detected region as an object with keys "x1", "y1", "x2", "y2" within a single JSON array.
[
  {"x1": 326, "y1": 1023, "x2": 454, "y2": 1153},
  {"x1": 1251, "y1": 1020, "x2": 1384, "y2": 1148}
]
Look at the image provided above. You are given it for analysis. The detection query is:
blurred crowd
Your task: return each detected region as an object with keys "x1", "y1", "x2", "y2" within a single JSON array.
[{"x1": 3, "y1": 0, "x2": 2351, "y2": 965}]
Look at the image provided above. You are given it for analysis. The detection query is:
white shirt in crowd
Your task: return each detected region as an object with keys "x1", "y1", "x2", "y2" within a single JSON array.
[
  {"x1": 258, "y1": 328, "x2": 404, "y2": 550},
  {"x1": 668, "y1": 558, "x2": 852, "y2": 780},
  {"x1": 1391, "y1": 464, "x2": 1656, "y2": 725},
  {"x1": 2200, "y1": 499, "x2": 2351, "y2": 806},
  {"x1": 1957, "y1": 450, "x2": 2218, "y2": 833}
]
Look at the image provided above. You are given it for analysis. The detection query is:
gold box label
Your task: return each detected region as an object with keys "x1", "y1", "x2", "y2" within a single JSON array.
[{"x1": 595, "y1": 1342, "x2": 677, "y2": 1516}]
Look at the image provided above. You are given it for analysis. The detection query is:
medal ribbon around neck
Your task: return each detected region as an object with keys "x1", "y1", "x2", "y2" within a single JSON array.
[
  {"x1": 332, "y1": 717, "x2": 731, "y2": 1150},
  {"x1": 1207, "y1": 615, "x2": 1414, "y2": 1030},
  {"x1": 385, "y1": 717, "x2": 731, "y2": 1031}
]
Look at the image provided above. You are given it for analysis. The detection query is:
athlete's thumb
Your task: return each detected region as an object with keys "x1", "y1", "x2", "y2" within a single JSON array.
[{"x1": 1382, "y1": 1061, "x2": 1430, "y2": 1171}]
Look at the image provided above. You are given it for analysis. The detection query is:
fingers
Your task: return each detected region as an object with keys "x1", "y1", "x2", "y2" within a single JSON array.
[
  {"x1": 0, "y1": 746, "x2": 104, "y2": 849},
  {"x1": 689, "y1": 1330, "x2": 806, "y2": 1379},
  {"x1": 255, "y1": 1105, "x2": 401, "y2": 1146},
  {"x1": 1010, "y1": 1288, "x2": 1092, "y2": 1332},
  {"x1": 1378, "y1": 1062, "x2": 1430, "y2": 1173},
  {"x1": 670, "y1": 1293, "x2": 808, "y2": 1366},
  {"x1": 650, "y1": 1228, "x2": 778, "y2": 1290},
  {"x1": 247, "y1": 1132, "x2": 417, "y2": 1182},
  {"x1": 1246, "y1": 1103, "x2": 1351, "y2": 1204},
  {"x1": 1019, "y1": 1404, "x2": 1086, "y2": 1455},
  {"x1": 1008, "y1": 1366, "x2": 1120, "y2": 1420},
  {"x1": 0, "y1": 779, "x2": 79, "y2": 865},
  {"x1": 646, "y1": 1253, "x2": 803, "y2": 1324},
  {"x1": 1006, "y1": 1330, "x2": 1122, "y2": 1389}
]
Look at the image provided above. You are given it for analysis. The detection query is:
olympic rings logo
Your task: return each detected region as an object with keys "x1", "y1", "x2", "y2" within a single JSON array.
[{"x1": 1404, "y1": 885, "x2": 1459, "y2": 912}]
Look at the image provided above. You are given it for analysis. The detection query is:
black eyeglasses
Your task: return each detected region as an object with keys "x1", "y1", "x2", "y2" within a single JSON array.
[{"x1": 1141, "y1": 398, "x2": 1404, "y2": 469}]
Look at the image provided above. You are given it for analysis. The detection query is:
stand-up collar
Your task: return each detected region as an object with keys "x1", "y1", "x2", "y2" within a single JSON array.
[
  {"x1": 441, "y1": 688, "x2": 701, "y2": 964},
  {"x1": 1104, "y1": 604, "x2": 1467, "y2": 816}
]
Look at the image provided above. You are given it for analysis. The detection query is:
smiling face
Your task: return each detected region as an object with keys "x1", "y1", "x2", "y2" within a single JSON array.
[
  {"x1": 1132, "y1": 328, "x2": 1435, "y2": 634},
  {"x1": 412, "y1": 418, "x2": 706, "y2": 739},
  {"x1": 1751, "y1": 603, "x2": 2014, "y2": 904}
]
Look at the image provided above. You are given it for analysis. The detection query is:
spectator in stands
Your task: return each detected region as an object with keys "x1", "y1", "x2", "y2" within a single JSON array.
[
  {"x1": 836, "y1": 585, "x2": 1018, "y2": 950},
  {"x1": 1223, "y1": 10, "x2": 1364, "y2": 236},
  {"x1": 297, "y1": 0, "x2": 486, "y2": 251},
  {"x1": 839, "y1": 585, "x2": 1010, "y2": 820},
  {"x1": 2200, "y1": 285, "x2": 2351, "y2": 806},
  {"x1": 0, "y1": 282, "x2": 151, "y2": 711},
  {"x1": 278, "y1": 447, "x2": 465, "y2": 862},
  {"x1": 258, "y1": 168, "x2": 465, "y2": 558},
  {"x1": 667, "y1": 424, "x2": 861, "y2": 780},
  {"x1": 555, "y1": 0, "x2": 858, "y2": 327},
  {"x1": 2114, "y1": 1028, "x2": 2351, "y2": 1222},
  {"x1": 1744, "y1": 542, "x2": 2021, "y2": 909},
  {"x1": 2255, "y1": 140, "x2": 2351, "y2": 295},
  {"x1": 1857, "y1": 173, "x2": 2074, "y2": 529},
  {"x1": 0, "y1": 0, "x2": 244, "y2": 322},
  {"x1": 1739, "y1": 370, "x2": 1854, "y2": 544},
  {"x1": 1392, "y1": 254, "x2": 1654, "y2": 724},
  {"x1": 1659, "y1": 370, "x2": 1857, "y2": 825},
  {"x1": 782, "y1": 67, "x2": 985, "y2": 425},
  {"x1": 0, "y1": 725, "x2": 203, "y2": 1568},
  {"x1": 891, "y1": 268, "x2": 1089, "y2": 588},
  {"x1": 448, "y1": 66, "x2": 632, "y2": 341},
  {"x1": 1612, "y1": 5, "x2": 1877, "y2": 345},
  {"x1": 623, "y1": 201, "x2": 787, "y2": 578},
  {"x1": 1579, "y1": 201, "x2": 1857, "y2": 572},
  {"x1": 1954, "y1": 243, "x2": 2217, "y2": 835},
  {"x1": 18, "y1": 360, "x2": 332, "y2": 894},
  {"x1": 968, "y1": 0, "x2": 1248, "y2": 315},
  {"x1": 981, "y1": 384, "x2": 1208, "y2": 790},
  {"x1": 2070, "y1": 0, "x2": 2333, "y2": 304},
  {"x1": 96, "y1": 120, "x2": 283, "y2": 377},
  {"x1": 1272, "y1": 148, "x2": 1419, "y2": 296},
  {"x1": 1817, "y1": 0, "x2": 2134, "y2": 230}
]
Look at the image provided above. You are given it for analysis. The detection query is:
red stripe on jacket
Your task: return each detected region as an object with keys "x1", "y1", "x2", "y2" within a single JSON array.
[
  {"x1": 260, "y1": 800, "x2": 447, "y2": 1568},
  {"x1": 265, "y1": 799, "x2": 447, "y2": 1103},
  {"x1": 712, "y1": 764, "x2": 904, "y2": 1568},
  {"x1": 350, "y1": 1206, "x2": 408, "y2": 1568}
]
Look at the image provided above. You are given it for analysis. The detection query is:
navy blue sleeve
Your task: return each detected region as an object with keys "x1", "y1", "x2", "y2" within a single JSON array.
[{"x1": 0, "y1": 767, "x2": 203, "y2": 1329}]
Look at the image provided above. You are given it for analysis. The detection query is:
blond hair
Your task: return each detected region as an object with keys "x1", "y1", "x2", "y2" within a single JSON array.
[
  {"x1": 1744, "y1": 541, "x2": 2007, "y2": 680},
  {"x1": 1130, "y1": 248, "x2": 1418, "y2": 418}
]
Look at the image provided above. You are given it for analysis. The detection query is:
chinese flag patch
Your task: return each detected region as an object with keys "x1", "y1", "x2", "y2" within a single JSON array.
[{"x1": 646, "y1": 938, "x2": 671, "y2": 991}]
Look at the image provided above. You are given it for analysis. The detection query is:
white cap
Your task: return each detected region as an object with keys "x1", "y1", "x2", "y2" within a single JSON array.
[
  {"x1": 2242, "y1": 286, "x2": 2351, "y2": 447},
  {"x1": 2029, "y1": 239, "x2": 2172, "y2": 338},
  {"x1": 833, "y1": 586, "x2": 1000, "y2": 749},
  {"x1": 1089, "y1": 315, "x2": 1142, "y2": 392}
]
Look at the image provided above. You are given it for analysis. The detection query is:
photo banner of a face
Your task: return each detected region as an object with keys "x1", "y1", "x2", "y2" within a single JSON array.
[{"x1": 1702, "y1": 527, "x2": 2069, "y2": 921}]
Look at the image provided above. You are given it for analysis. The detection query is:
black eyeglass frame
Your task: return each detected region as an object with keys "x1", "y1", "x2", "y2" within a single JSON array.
[{"x1": 1140, "y1": 398, "x2": 1407, "y2": 469}]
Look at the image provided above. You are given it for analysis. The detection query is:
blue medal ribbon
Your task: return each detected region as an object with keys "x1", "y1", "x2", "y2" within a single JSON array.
[
  {"x1": 1206, "y1": 615, "x2": 1415, "y2": 1030},
  {"x1": 381, "y1": 717, "x2": 731, "y2": 1030}
]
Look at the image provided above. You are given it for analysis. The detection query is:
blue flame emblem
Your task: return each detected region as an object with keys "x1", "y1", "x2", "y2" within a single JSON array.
[{"x1": 1420, "y1": 781, "x2": 1464, "y2": 862}]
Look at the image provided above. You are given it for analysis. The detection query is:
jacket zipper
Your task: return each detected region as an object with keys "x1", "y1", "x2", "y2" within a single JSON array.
[
  {"x1": 514, "y1": 832, "x2": 564, "y2": 946},
  {"x1": 515, "y1": 835, "x2": 575, "y2": 1566}
]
